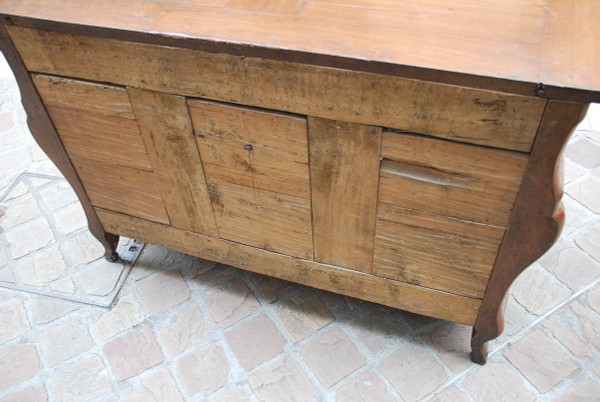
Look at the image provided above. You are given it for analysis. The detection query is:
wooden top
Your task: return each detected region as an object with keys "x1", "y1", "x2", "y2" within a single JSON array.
[{"x1": 1, "y1": 0, "x2": 599, "y2": 102}]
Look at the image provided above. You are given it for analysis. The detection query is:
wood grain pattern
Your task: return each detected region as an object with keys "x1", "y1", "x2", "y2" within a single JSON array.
[
  {"x1": 188, "y1": 99, "x2": 310, "y2": 198},
  {"x1": 8, "y1": 27, "x2": 546, "y2": 151},
  {"x1": 2, "y1": 0, "x2": 600, "y2": 102},
  {"x1": 128, "y1": 89, "x2": 218, "y2": 236},
  {"x1": 96, "y1": 207, "x2": 481, "y2": 325},
  {"x1": 374, "y1": 204, "x2": 505, "y2": 299},
  {"x1": 32, "y1": 74, "x2": 135, "y2": 118},
  {"x1": 207, "y1": 179, "x2": 313, "y2": 259},
  {"x1": 45, "y1": 106, "x2": 152, "y2": 171},
  {"x1": 541, "y1": 1, "x2": 600, "y2": 100},
  {"x1": 0, "y1": 25, "x2": 119, "y2": 261},
  {"x1": 72, "y1": 157, "x2": 169, "y2": 224},
  {"x1": 308, "y1": 118, "x2": 380, "y2": 273},
  {"x1": 380, "y1": 131, "x2": 529, "y2": 227},
  {"x1": 471, "y1": 101, "x2": 589, "y2": 363}
]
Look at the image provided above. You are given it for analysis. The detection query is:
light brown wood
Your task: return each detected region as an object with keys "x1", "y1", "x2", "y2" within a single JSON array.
[
  {"x1": 380, "y1": 131, "x2": 529, "y2": 227},
  {"x1": 8, "y1": 27, "x2": 545, "y2": 151},
  {"x1": 72, "y1": 157, "x2": 169, "y2": 224},
  {"x1": 96, "y1": 207, "x2": 481, "y2": 325},
  {"x1": 44, "y1": 106, "x2": 152, "y2": 172},
  {"x1": 128, "y1": 89, "x2": 218, "y2": 236},
  {"x1": 3, "y1": 0, "x2": 600, "y2": 102},
  {"x1": 188, "y1": 99, "x2": 310, "y2": 199},
  {"x1": 226, "y1": 0, "x2": 306, "y2": 14},
  {"x1": 541, "y1": 1, "x2": 600, "y2": 99},
  {"x1": 308, "y1": 117, "x2": 381, "y2": 273},
  {"x1": 374, "y1": 204, "x2": 505, "y2": 299},
  {"x1": 32, "y1": 74, "x2": 135, "y2": 119},
  {"x1": 207, "y1": 179, "x2": 313, "y2": 259}
]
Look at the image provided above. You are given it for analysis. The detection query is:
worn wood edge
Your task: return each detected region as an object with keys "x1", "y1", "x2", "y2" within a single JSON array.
[
  {"x1": 0, "y1": 24, "x2": 119, "y2": 261},
  {"x1": 3, "y1": 15, "x2": 599, "y2": 104},
  {"x1": 96, "y1": 208, "x2": 481, "y2": 325},
  {"x1": 471, "y1": 100, "x2": 590, "y2": 364}
]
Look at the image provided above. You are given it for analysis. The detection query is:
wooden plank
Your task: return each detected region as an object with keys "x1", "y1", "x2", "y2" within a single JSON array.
[
  {"x1": 374, "y1": 204, "x2": 505, "y2": 299},
  {"x1": 96, "y1": 207, "x2": 481, "y2": 325},
  {"x1": 127, "y1": 88, "x2": 218, "y2": 236},
  {"x1": 207, "y1": 179, "x2": 313, "y2": 259},
  {"x1": 188, "y1": 99, "x2": 310, "y2": 199},
  {"x1": 308, "y1": 117, "x2": 380, "y2": 273},
  {"x1": 72, "y1": 157, "x2": 169, "y2": 224},
  {"x1": 380, "y1": 131, "x2": 529, "y2": 227},
  {"x1": 8, "y1": 27, "x2": 546, "y2": 151},
  {"x1": 32, "y1": 74, "x2": 135, "y2": 118},
  {"x1": 45, "y1": 106, "x2": 152, "y2": 171}
]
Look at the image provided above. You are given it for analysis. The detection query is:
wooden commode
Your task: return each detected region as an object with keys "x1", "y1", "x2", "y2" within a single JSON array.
[{"x1": 0, "y1": 0, "x2": 598, "y2": 363}]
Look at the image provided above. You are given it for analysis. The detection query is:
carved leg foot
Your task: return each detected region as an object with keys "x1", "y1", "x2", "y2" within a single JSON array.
[
  {"x1": 470, "y1": 326, "x2": 489, "y2": 365},
  {"x1": 101, "y1": 233, "x2": 120, "y2": 262},
  {"x1": 471, "y1": 340, "x2": 488, "y2": 365}
]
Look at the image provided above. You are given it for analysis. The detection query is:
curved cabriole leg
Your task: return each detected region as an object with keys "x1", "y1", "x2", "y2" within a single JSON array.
[
  {"x1": 470, "y1": 100, "x2": 589, "y2": 365},
  {"x1": 0, "y1": 25, "x2": 120, "y2": 261},
  {"x1": 470, "y1": 335, "x2": 488, "y2": 365}
]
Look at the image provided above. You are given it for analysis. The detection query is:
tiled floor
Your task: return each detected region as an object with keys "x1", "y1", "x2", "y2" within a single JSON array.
[{"x1": 1, "y1": 54, "x2": 600, "y2": 401}]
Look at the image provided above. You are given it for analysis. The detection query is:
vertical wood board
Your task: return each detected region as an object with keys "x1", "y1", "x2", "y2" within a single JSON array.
[
  {"x1": 128, "y1": 88, "x2": 218, "y2": 236},
  {"x1": 308, "y1": 117, "x2": 381, "y2": 273}
]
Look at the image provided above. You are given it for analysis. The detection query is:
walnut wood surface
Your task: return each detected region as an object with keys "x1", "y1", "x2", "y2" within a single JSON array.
[
  {"x1": 374, "y1": 204, "x2": 504, "y2": 299},
  {"x1": 471, "y1": 101, "x2": 589, "y2": 364},
  {"x1": 380, "y1": 131, "x2": 529, "y2": 227},
  {"x1": 0, "y1": 25, "x2": 119, "y2": 260},
  {"x1": 189, "y1": 99, "x2": 310, "y2": 199},
  {"x1": 7, "y1": 26, "x2": 545, "y2": 151},
  {"x1": 128, "y1": 89, "x2": 218, "y2": 236},
  {"x1": 0, "y1": 0, "x2": 599, "y2": 102},
  {"x1": 308, "y1": 118, "x2": 380, "y2": 273},
  {"x1": 96, "y1": 208, "x2": 481, "y2": 325}
]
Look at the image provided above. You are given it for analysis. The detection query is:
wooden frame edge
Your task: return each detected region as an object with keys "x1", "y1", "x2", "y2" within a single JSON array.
[
  {"x1": 3, "y1": 14, "x2": 600, "y2": 104},
  {"x1": 470, "y1": 100, "x2": 589, "y2": 364}
]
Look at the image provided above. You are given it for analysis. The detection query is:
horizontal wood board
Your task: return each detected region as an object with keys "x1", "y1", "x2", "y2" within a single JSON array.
[
  {"x1": 374, "y1": 204, "x2": 505, "y2": 299},
  {"x1": 1, "y1": 0, "x2": 599, "y2": 100},
  {"x1": 44, "y1": 106, "x2": 152, "y2": 172},
  {"x1": 189, "y1": 99, "x2": 310, "y2": 198},
  {"x1": 10, "y1": 26, "x2": 545, "y2": 151},
  {"x1": 380, "y1": 131, "x2": 529, "y2": 227},
  {"x1": 207, "y1": 178, "x2": 313, "y2": 259},
  {"x1": 32, "y1": 74, "x2": 135, "y2": 118},
  {"x1": 33, "y1": 75, "x2": 153, "y2": 171},
  {"x1": 96, "y1": 208, "x2": 481, "y2": 325},
  {"x1": 72, "y1": 157, "x2": 169, "y2": 224}
]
